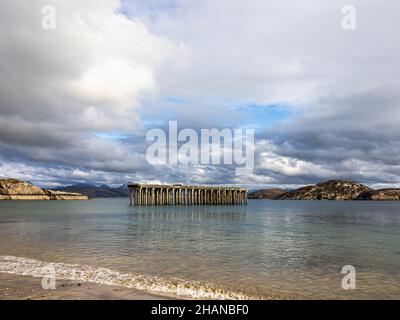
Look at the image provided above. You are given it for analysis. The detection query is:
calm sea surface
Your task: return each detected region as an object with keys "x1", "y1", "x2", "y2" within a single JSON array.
[{"x1": 0, "y1": 199, "x2": 399, "y2": 299}]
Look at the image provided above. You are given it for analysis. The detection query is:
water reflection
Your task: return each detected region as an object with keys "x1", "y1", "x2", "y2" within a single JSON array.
[{"x1": 129, "y1": 205, "x2": 247, "y2": 221}]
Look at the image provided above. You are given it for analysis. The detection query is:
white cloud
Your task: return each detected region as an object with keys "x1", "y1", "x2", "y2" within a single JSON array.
[{"x1": 0, "y1": 0, "x2": 187, "y2": 134}]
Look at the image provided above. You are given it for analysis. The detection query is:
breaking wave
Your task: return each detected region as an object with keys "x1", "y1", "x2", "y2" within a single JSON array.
[{"x1": 0, "y1": 255, "x2": 261, "y2": 300}]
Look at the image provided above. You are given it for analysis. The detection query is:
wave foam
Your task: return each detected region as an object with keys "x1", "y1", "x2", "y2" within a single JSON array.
[{"x1": 0, "y1": 255, "x2": 260, "y2": 300}]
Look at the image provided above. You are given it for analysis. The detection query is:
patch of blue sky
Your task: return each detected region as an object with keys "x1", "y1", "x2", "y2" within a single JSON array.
[
  {"x1": 233, "y1": 103, "x2": 299, "y2": 131},
  {"x1": 165, "y1": 96, "x2": 187, "y2": 104},
  {"x1": 95, "y1": 132, "x2": 130, "y2": 140},
  {"x1": 120, "y1": 0, "x2": 179, "y2": 19},
  {"x1": 141, "y1": 111, "x2": 177, "y2": 129}
]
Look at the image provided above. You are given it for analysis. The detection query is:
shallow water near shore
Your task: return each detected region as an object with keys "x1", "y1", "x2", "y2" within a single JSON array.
[{"x1": 0, "y1": 199, "x2": 399, "y2": 299}]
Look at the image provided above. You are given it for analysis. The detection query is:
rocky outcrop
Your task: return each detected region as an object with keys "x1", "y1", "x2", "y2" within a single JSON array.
[
  {"x1": 356, "y1": 189, "x2": 400, "y2": 200},
  {"x1": 248, "y1": 188, "x2": 286, "y2": 199},
  {"x1": 275, "y1": 180, "x2": 373, "y2": 200},
  {"x1": 0, "y1": 179, "x2": 88, "y2": 200}
]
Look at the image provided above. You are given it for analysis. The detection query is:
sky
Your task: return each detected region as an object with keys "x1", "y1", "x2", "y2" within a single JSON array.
[{"x1": 0, "y1": 0, "x2": 400, "y2": 189}]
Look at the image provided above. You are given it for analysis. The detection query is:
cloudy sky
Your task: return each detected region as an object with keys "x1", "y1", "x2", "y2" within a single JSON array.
[{"x1": 0, "y1": 0, "x2": 399, "y2": 189}]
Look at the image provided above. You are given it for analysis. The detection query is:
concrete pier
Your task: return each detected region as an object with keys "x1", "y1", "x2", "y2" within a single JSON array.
[{"x1": 128, "y1": 184, "x2": 248, "y2": 206}]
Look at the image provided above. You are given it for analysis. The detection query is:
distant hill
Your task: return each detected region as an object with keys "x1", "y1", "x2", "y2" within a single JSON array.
[
  {"x1": 250, "y1": 180, "x2": 400, "y2": 200},
  {"x1": 53, "y1": 184, "x2": 130, "y2": 199},
  {"x1": 0, "y1": 179, "x2": 88, "y2": 200},
  {"x1": 276, "y1": 180, "x2": 372, "y2": 200},
  {"x1": 248, "y1": 188, "x2": 286, "y2": 199}
]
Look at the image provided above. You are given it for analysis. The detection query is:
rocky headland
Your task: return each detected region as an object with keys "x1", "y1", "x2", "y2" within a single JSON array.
[
  {"x1": 249, "y1": 180, "x2": 400, "y2": 201},
  {"x1": 0, "y1": 179, "x2": 88, "y2": 200}
]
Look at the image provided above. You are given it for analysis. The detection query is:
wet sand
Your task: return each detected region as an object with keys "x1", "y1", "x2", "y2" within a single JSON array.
[{"x1": 0, "y1": 273, "x2": 169, "y2": 300}]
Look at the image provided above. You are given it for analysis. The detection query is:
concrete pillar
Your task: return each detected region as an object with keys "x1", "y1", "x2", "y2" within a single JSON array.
[
  {"x1": 166, "y1": 188, "x2": 169, "y2": 205},
  {"x1": 163, "y1": 188, "x2": 165, "y2": 205}
]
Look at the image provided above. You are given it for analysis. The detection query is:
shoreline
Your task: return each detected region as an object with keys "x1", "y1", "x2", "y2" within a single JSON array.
[{"x1": 0, "y1": 273, "x2": 169, "y2": 300}]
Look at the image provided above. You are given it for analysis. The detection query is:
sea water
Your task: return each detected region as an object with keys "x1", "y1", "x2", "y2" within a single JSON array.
[{"x1": 0, "y1": 199, "x2": 399, "y2": 299}]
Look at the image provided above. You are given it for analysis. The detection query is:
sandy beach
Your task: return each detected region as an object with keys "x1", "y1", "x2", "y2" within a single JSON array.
[{"x1": 0, "y1": 273, "x2": 168, "y2": 300}]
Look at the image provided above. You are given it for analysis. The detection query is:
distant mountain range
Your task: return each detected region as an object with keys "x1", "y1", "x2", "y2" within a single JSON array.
[
  {"x1": 248, "y1": 180, "x2": 400, "y2": 200},
  {"x1": 53, "y1": 183, "x2": 130, "y2": 199},
  {"x1": 248, "y1": 188, "x2": 287, "y2": 199},
  {"x1": 4, "y1": 179, "x2": 400, "y2": 201}
]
